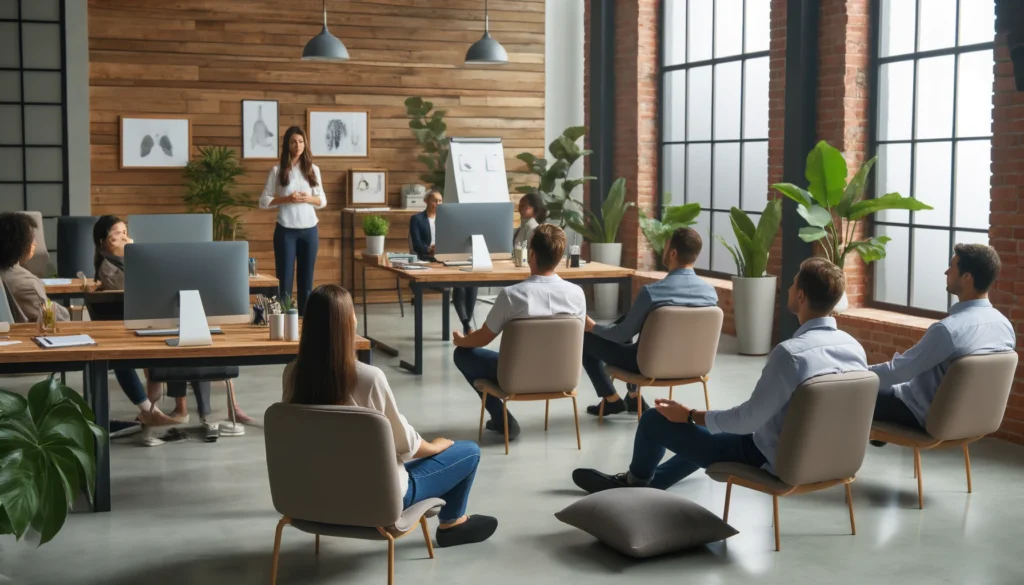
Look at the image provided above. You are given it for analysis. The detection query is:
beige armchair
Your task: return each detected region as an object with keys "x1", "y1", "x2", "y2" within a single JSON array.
[
  {"x1": 604, "y1": 306, "x2": 724, "y2": 421},
  {"x1": 869, "y1": 352, "x2": 1018, "y2": 509},
  {"x1": 706, "y1": 371, "x2": 879, "y2": 551},
  {"x1": 265, "y1": 404, "x2": 444, "y2": 585},
  {"x1": 473, "y1": 316, "x2": 584, "y2": 454}
]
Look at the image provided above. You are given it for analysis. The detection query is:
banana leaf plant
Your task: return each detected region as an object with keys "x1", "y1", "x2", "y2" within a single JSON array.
[
  {"x1": 0, "y1": 375, "x2": 105, "y2": 546},
  {"x1": 516, "y1": 126, "x2": 596, "y2": 228},
  {"x1": 564, "y1": 178, "x2": 634, "y2": 243},
  {"x1": 639, "y1": 201, "x2": 702, "y2": 256},
  {"x1": 715, "y1": 199, "x2": 783, "y2": 277},
  {"x1": 772, "y1": 140, "x2": 933, "y2": 269}
]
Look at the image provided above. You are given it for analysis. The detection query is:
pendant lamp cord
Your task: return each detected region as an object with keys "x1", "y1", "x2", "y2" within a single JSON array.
[
  {"x1": 323, "y1": 0, "x2": 328, "y2": 27},
  {"x1": 484, "y1": 0, "x2": 490, "y2": 33}
]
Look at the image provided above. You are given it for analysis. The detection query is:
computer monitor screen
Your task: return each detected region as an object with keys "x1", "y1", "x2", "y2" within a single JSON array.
[
  {"x1": 124, "y1": 242, "x2": 250, "y2": 329},
  {"x1": 128, "y1": 214, "x2": 213, "y2": 244},
  {"x1": 434, "y1": 202, "x2": 514, "y2": 261}
]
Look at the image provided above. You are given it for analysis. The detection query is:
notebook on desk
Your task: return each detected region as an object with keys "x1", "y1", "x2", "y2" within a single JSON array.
[{"x1": 33, "y1": 334, "x2": 97, "y2": 349}]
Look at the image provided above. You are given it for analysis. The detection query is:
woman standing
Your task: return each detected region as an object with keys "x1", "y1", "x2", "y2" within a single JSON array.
[
  {"x1": 259, "y1": 126, "x2": 326, "y2": 315},
  {"x1": 513, "y1": 190, "x2": 547, "y2": 248}
]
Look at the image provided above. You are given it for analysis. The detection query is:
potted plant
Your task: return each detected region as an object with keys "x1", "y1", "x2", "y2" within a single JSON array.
[
  {"x1": 772, "y1": 140, "x2": 933, "y2": 312},
  {"x1": 405, "y1": 97, "x2": 449, "y2": 190},
  {"x1": 639, "y1": 200, "x2": 702, "y2": 262},
  {"x1": 565, "y1": 177, "x2": 633, "y2": 319},
  {"x1": 0, "y1": 376, "x2": 105, "y2": 547},
  {"x1": 516, "y1": 126, "x2": 596, "y2": 230},
  {"x1": 183, "y1": 146, "x2": 256, "y2": 241},
  {"x1": 715, "y1": 200, "x2": 782, "y2": 355},
  {"x1": 363, "y1": 215, "x2": 389, "y2": 256}
]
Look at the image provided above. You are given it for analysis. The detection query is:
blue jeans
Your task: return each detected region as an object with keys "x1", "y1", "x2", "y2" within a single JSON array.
[
  {"x1": 874, "y1": 385, "x2": 923, "y2": 429},
  {"x1": 581, "y1": 332, "x2": 640, "y2": 398},
  {"x1": 452, "y1": 347, "x2": 508, "y2": 421},
  {"x1": 273, "y1": 223, "x2": 319, "y2": 315},
  {"x1": 113, "y1": 368, "x2": 146, "y2": 406},
  {"x1": 630, "y1": 409, "x2": 767, "y2": 489},
  {"x1": 403, "y1": 441, "x2": 481, "y2": 523}
]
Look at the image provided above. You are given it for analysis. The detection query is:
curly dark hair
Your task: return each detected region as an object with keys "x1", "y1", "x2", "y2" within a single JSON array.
[{"x1": 0, "y1": 212, "x2": 36, "y2": 270}]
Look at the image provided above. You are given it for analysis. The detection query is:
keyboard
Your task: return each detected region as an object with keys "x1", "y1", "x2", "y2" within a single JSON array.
[
  {"x1": 442, "y1": 261, "x2": 472, "y2": 267},
  {"x1": 136, "y1": 327, "x2": 223, "y2": 337}
]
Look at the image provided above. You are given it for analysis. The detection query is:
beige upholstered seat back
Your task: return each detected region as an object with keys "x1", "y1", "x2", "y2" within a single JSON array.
[
  {"x1": 636, "y1": 306, "x2": 723, "y2": 379},
  {"x1": 926, "y1": 352, "x2": 1018, "y2": 441},
  {"x1": 0, "y1": 279, "x2": 15, "y2": 324},
  {"x1": 265, "y1": 404, "x2": 403, "y2": 527},
  {"x1": 497, "y1": 317, "x2": 584, "y2": 395},
  {"x1": 774, "y1": 371, "x2": 879, "y2": 486}
]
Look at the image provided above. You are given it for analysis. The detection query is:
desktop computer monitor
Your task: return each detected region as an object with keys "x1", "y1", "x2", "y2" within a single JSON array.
[
  {"x1": 124, "y1": 241, "x2": 250, "y2": 329},
  {"x1": 128, "y1": 214, "x2": 213, "y2": 244},
  {"x1": 435, "y1": 202, "x2": 514, "y2": 261}
]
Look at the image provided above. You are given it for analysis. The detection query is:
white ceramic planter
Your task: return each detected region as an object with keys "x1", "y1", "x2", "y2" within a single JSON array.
[
  {"x1": 365, "y1": 235, "x2": 385, "y2": 256},
  {"x1": 833, "y1": 291, "x2": 850, "y2": 314},
  {"x1": 590, "y1": 242, "x2": 622, "y2": 320},
  {"x1": 269, "y1": 314, "x2": 285, "y2": 340},
  {"x1": 285, "y1": 310, "x2": 300, "y2": 342},
  {"x1": 732, "y1": 275, "x2": 777, "y2": 356}
]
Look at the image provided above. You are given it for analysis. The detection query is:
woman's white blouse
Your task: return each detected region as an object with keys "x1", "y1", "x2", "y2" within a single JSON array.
[{"x1": 259, "y1": 164, "x2": 327, "y2": 229}]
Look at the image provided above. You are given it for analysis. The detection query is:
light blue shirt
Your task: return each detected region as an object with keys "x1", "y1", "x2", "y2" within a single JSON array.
[
  {"x1": 869, "y1": 299, "x2": 1015, "y2": 427},
  {"x1": 592, "y1": 268, "x2": 719, "y2": 344},
  {"x1": 705, "y1": 317, "x2": 868, "y2": 474}
]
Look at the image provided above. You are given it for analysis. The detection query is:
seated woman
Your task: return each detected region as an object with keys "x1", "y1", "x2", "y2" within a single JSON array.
[
  {"x1": 514, "y1": 190, "x2": 547, "y2": 248},
  {"x1": 0, "y1": 212, "x2": 176, "y2": 427},
  {"x1": 92, "y1": 215, "x2": 253, "y2": 426},
  {"x1": 284, "y1": 285, "x2": 497, "y2": 547}
]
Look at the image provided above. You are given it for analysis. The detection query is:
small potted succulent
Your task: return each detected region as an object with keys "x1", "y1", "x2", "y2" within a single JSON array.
[{"x1": 362, "y1": 215, "x2": 389, "y2": 256}]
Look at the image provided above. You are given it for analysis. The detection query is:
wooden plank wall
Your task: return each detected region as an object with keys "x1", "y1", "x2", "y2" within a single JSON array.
[{"x1": 88, "y1": 0, "x2": 545, "y2": 299}]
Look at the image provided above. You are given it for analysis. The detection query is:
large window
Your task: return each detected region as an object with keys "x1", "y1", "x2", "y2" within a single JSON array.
[
  {"x1": 659, "y1": 0, "x2": 771, "y2": 274},
  {"x1": 873, "y1": 0, "x2": 995, "y2": 312},
  {"x1": 0, "y1": 0, "x2": 68, "y2": 264}
]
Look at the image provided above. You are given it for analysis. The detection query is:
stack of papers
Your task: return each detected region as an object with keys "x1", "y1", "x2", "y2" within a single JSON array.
[{"x1": 33, "y1": 334, "x2": 97, "y2": 349}]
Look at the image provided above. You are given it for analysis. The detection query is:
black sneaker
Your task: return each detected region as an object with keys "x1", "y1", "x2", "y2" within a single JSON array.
[
  {"x1": 869, "y1": 440, "x2": 888, "y2": 448},
  {"x1": 572, "y1": 469, "x2": 645, "y2": 494},
  {"x1": 586, "y1": 397, "x2": 627, "y2": 416},
  {"x1": 485, "y1": 416, "x2": 521, "y2": 440},
  {"x1": 624, "y1": 393, "x2": 650, "y2": 414},
  {"x1": 436, "y1": 515, "x2": 498, "y2": 548}
]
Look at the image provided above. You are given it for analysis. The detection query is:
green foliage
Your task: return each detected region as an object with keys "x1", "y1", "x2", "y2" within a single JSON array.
[
  {"x1": 183, "y1": 146, "x2": 256, "y2": 241},
  {"x1": 515, "y1": 126, "x2": 595, "y2": 228},
  {"x1": 564, "y1": 178, "x2": 634, "y2": 244},
  {"x1": 714, "y1": 199, "x2": 782, "y2": 278},
  {"x1": 405, "y1": 97, "x2": 450, "y2": 189},
  {"x1": 362, "y1": 214, "x2": 389, "y2": 237},
  {"x1": 772, "y1": 140, "x2": 933, "y2": 268},
  {"x1": 279, "y1": 296, "x2": 294, "y2": 313},
  {"x1": 0, "y1": 376, "x2": 105, "y2": 546},
  {"x1": 639, "y1": 200, "x2": 701, "y2": 256}
]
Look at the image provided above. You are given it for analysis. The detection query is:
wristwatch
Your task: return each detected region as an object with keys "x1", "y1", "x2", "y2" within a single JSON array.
[{"x1": 687, "y1": 409, "x2": 696, "y2": 424}]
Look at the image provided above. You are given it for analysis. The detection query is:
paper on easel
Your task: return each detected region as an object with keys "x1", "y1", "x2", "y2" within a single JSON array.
[
  {"x1": 174, "y1": 290, "x2": 213, "y2": 347},
  {"x1": 470, "y1": 235, "x2": 493, "y2": 272}
]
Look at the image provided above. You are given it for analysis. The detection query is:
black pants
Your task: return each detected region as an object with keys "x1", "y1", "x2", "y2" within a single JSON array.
[
  {"x1": 273, "y1": 223, "x2": 319, "y2": 315},
  {"x1": 581, "y1": 332, "x2": 640, "y2": 398},
  {"x1": 874, "y1": 385, "x2": 923, "y2": 429},
  {"x1": 167, "y1": 381, "x2": 212, "y2": 417},
  {"x1": 452, "y1": 287, "x2": 478, "y2": 326}
]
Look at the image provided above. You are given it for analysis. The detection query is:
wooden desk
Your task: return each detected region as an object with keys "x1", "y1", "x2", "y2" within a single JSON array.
[
  {"x1": 357, "y1": 256, "x2": 634, "y2": 374},
  {"x1": 0, "y1": 322, "x2": 370, "y2": 512},
  {"x1": 45, "y1": 275, "x2": 281, "y2": 300}
]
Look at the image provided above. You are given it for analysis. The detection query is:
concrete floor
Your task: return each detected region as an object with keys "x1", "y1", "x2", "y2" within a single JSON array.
[{"x1": 2, "y1": 304, "x2": 1024, "y2": 585}]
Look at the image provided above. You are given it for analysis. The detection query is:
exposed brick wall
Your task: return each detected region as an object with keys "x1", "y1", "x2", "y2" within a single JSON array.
[
  {"x1": 768, "y1": 0, "x2": 787, "y2": 283},
  {"x1": 990, "y1": 32, "x2": 1024, "y2": 444}
]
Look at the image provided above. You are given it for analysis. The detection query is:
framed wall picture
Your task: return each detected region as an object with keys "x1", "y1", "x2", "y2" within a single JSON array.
[
  {"x1": 242, "y1": 99, "x2": 279, "y2": 160},
  {"x1": 347, "y1": 169, "x2": 388, "y2": 208},
  {"x1": 119, "y1": 116, "x2": 191, "y2": 169},
  {"x1": 306, "y1": 109, "x2": 370, "y2": 158}
]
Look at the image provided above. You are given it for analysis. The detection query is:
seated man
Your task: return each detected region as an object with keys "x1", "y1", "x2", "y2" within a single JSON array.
[
  {"x1": 572, "y1": 258, "x2": 866, "y2": 493},
  {"x1": 582, "y1": 227, "x2": 718, "y2": 416},
  {"x1": 870, "y1": 243, "x2": 1015, "y2": 441},
  {"x1": 453, "y1": 225, "x2": 586, "y2": 440}
]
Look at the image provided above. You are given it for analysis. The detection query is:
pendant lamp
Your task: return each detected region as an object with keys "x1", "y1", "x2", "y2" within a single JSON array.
[
  {"x1": 465, "y1": 0, "x2": 509, "y2": 65},
  {"x1": 303, "y1": 0, "x2": 349, "y2": 61}
]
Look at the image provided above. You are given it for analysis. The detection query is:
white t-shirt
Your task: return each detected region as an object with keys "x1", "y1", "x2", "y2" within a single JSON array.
[
  {"x1": 428, "y1": 216, "x2": 436, "y2": 246},
  {"x1": 259, "y1": 164, "x2": 327, "y2": 229},
  {"x1": 484, "y1": 274, "x2": 587, "y2": 335}
]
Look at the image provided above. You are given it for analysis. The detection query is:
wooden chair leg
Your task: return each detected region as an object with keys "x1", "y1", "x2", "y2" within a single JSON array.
[
  {"x1": 636, "y1": 387, "x2": 643, "y2": 422},
  {"x1": 772, "y1": 496, "x2": 781, "y2": 552},
  {"x1": 963, "y1": 443, "x2": 973, "y2": 493},
  {"x1": 420, "y1": 516, "x2": 435, "y2": 559},
  {"x1": 315, "y1": 534, "x2": 320, "y2": 556},
  {"x1": 571, "y1": 396, "x2": 581, "y2": 450},
  {"x1": 669, "y1": 386, "x2": 673, "y2": 400},
  {"x1": 723, "y1": 481, "x2": 732, "y2": 522},
  {"x1": 385, "y1": 532, "x2": 396, "y2": 585},
  {"x1": 478, "y1": 389, "x2": 486, "y2": 442},
  {"x1": 544, "y1": 400, "x2": 550, "y2": 431},
  {"x1": 598, "y1": 398, "x2": 604, "y2": 423},
  {"x1": 270, "y1": 517, "x2": 289, "y2": 585},
  {"x1": 702, "y1": 378, "x2": 710, "y2": 410},
  {"x1": 914, "y1": 448, "x2": 924, "y2": 509},
  {"x1": 845, "y1": 483, "x2": 856, "y2": 535},
  {"x1": 502, "y1": 400, "x2": 510, "y2": 455}
]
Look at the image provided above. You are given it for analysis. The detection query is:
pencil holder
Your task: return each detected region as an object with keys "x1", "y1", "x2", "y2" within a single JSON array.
[
  {"x1": 270, "y1": 314, "x2": 285, "y2": 340},
  {"x1": 285, "y1": 309, "x2": 300, "y2": 342}
]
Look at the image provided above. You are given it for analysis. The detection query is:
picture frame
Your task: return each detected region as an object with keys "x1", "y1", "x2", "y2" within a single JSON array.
[
  {"x1": 306, "y1": 108, "x2": 371, "y2": 158},
  {"x1": 119, "y1": 116, "x2": 191, "y2": 169},
  {"x1": 347, "y1": 169, "x2": 388, "y2": 208},
  {"x1": 242, "y1": 99, "x2": 279, "y2": 160}
]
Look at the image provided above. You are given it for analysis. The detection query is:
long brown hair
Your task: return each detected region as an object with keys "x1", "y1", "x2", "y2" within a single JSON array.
[
  {"x1": 288, "y1": 284, "x2": 358, "y2": 406},
  {"x1": 278, "y1": 126, "x2": 319, "y2": 189}
]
